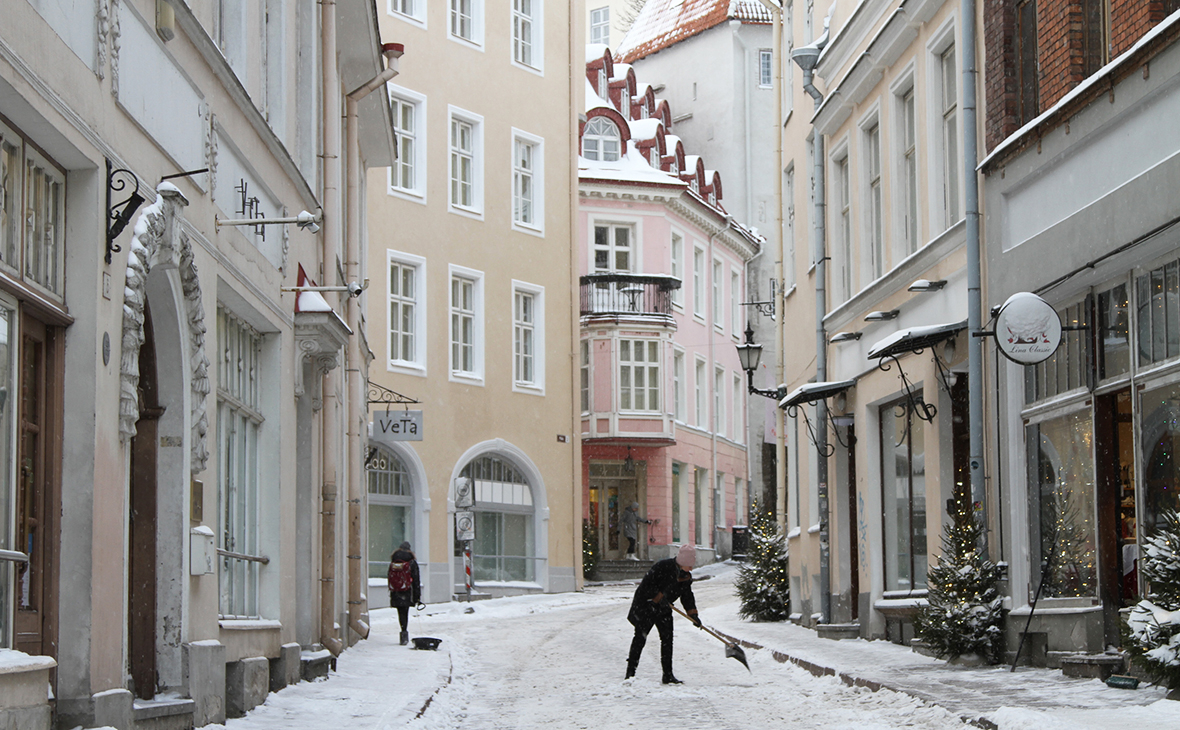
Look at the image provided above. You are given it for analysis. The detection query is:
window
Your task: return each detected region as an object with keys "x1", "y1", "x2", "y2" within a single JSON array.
[
  {"x1": 715, "y1": 472, "x2": 725, "y2": 530},
  {"x1": 673, "y1": 349, "x2": 686, "y2": 422},
  {"x1": 620, "y1": 339, "x2": 659, "y2": 412},
  {"x1": 459, "y1": 455, "x2": 535, "y2": 582},
  {"x1": 590, "y1": 6, "x2": 609, "y2": 46},
  {"x1": 512, "y1": 132, "x2": 543, "y2": 231},
  {"x1": 940, "y1": 44, "x2": 960, "y2": 228},
  {"x1": 712, "y1": 258, "x2": 723, "y2": 328},
  {"x1": 367, "y1": 446, "x2": 413, "y2": 578},
  {"x1": 449, "y1": 108, "x2": 483, "y2": 215},
  {"x1": 388, "y1": 251, "x2": 426, "y2": 372},
  {"x1": 671, "y1": 232, "x2": 684, "y2": 308},
  {"x1": 218, "y1": 307, "x2": 266, "y2": 618},
  {"x1": 733, "y1": 373, "x2": 743, "y2": 444},
  {"x1": 1097, "y1": 282, "x2": 1129, "y2": 380},
  {"x1": 580, "y1": 340, "x2": 590, "y2": 413},
  {"x1": 450, "y1": 0, "x2": 482, "y2": 46},
  {"x1": 1139, "y1": 382, "x2": 1180, "y2": 538},
  {"x1": 759, "y1": 49, "x2": 773, "y2": 87},
  {"x1": 880, "y1": 396, "x2": 927, "y2": 592},
  {"x1": 1082, "y1": 0, "x2": 1108, "y2": 76},
  {"x1": 785, "y1": 165, "x2": 795, "y2": 287},
  {"x1": 0, "y1": 124, "x2": 63, "y2": 297},
  {"x1": 593, "y1": 223, "x2": 632, "y2": 272},
  {"x1": 512, "y1": 0, "x2": 541, "y2": 70},
  {"x1": 1016, "y1": 0, "x2": 1039, "y2": 127},
  {"x1": 449, "y1": 267, "x2": 484, "y2": 382},
  {"x1": 866, "y1": 122, "x2": 883, "y2": 279},
  {"x1": 390, "y1": 0, "x2": 425, "y2": 25},
  {"x1": 0, "y1": 303, "x2": 15, "y2": 647},
  {"x1": 693, "y1": 246, "x2": 705, "y2": 318},
  {"x1": 899, "y1": 87, "x2": 918, "y2": 254},
  {"x1": 731, "y1": 270, "x2": 740, "y2": 338},
  {"x1": 836, "y1": 154, "x2": 852, "y2": 300},
  {"x1": 1026, "y1": 300, "x2": 1087, "y2": 403},
  {"x1": 714, "y1": 366, "x2": 725, "y2": 436},
  {"x1": 513, "y1": 282, "x2": 545, "y2": 392},
  {"x1": 582, "y1": 117, "x2": 620, "y2": 161},
  {"x1": 695, "y1": 356, "x2": 706, "y2": 427},
  {"x1": 389, "y1": 87, "x2": 427, "y2": 201}
]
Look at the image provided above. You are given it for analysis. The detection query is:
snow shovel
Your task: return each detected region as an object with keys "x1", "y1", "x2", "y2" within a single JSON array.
[{"x1": 670, "y1": 603, "x2": 750, "y2": 672}]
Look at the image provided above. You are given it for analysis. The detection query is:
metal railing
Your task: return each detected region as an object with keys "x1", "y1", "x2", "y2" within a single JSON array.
[
  {"x1": 579, "y1": 273, "x2": 681, "y2": 319},
  {"x1": 0, "y1": 549, "x2": 28, "y2": 563}
]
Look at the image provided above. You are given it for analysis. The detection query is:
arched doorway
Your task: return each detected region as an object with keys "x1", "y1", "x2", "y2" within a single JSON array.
[
  {"x1": 367, "y1": 445, "x2": 414, "y2": 585},
  {"x1": 456, "y1": 454, "x2": 536, "y2": 584}
]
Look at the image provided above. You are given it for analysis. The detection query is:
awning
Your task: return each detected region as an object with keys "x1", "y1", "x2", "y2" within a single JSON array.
[
  {"x1": 867, "y1": 320, "x2": 967, "y2": 360},
  {"x1": 779, "y1": 379, "x2": 856, "y2": 409}
]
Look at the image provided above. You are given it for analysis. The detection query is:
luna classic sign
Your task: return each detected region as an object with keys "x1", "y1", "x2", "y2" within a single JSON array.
[
  {"x1": 995, "y1": 292, "x2": 1062, "y2": 365},
  {"x1": 373, "y1": 410, "x2": 424, "y2": 441}
]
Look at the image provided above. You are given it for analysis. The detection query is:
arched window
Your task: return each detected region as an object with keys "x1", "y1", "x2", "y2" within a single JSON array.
[
  {"x1": 455, "y1": 454, "x2": 535, "y2": 582},
  {"x1": 583, "y1": 117, "x2": 620, "y2": 162},
  {"x1": 367, "y1": 445, "x2": 413, "y2": 578}
]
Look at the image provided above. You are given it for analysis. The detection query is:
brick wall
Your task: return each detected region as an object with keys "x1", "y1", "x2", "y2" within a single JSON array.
[{"x1": 984, "y1": 0, "x2": 1017, "y2": 152}]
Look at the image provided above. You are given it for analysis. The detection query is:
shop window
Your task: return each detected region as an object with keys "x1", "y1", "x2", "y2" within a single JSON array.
[
  {"x1": 367, "y1": 445, "x2": 413, "y2": 578},
  {"x1": 1026, "y1": 300, "x2": 1089, "y2": 403},
  {"x1": 0, "y1": 124, "x2": 64, "y2": 298},
  {"x1": 880, "y1": 396, "x2": 927, "y2": 592},
  {"x1": 1136, "y1": 259, "x2": 1180, "y2": 367},
  {"x1": 1026, "y1": 410, "x2": 1098, "y2": 598},
  {"x1": 0, "y1": 304, "x2": 15, "y2": 647},
  {"x1": 456, "y1": 455, "x2": 535, "y2": 582},
  {"x1": 1138, "y1": 382, "x2": 1180, "y2": 538},
  {"x1": 1097, "y1": 283, "x2": 1130, "y2": 380}
]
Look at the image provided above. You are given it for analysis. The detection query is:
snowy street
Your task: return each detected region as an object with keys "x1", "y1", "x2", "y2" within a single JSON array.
[{"x1": 202, "y1": 564, "x2": 1179, "y2": 730}]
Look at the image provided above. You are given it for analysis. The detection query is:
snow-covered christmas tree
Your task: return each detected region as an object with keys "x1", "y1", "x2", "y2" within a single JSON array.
[
  {"x1": 582, "y1": 519, "x2": 599, "y2": 580},
  {"x1": 914, "y1": 483, "x2": 1004, "y2": 663},
  {"x1": 1126, "y1": 508, "x2": 1180, "y2": 690},
  {"x1": 734, "y1": 500, "x2": 790, "y2": 622}
]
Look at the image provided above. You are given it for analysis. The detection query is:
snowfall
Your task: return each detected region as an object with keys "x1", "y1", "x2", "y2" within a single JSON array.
[{"x1": 187, "y1": 563, "x2": 1177, "y2": 730}]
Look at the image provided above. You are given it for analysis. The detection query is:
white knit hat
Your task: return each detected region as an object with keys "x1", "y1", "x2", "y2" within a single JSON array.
[{"x1": 675, "y1": 543, "x2": 696, "y2": 569}]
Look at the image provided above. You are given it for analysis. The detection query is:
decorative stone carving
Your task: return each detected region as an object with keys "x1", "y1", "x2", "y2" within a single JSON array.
[
  {"x1": 206, "y1": 113, "x2": 217, "y2": 194},
  {"x1": 97, "y1": 0, "x2": 109, "y2": 81},
  {"x1": 181, "y1": 237, "x2": 211, "y2": 472},
  {"x1": 294, "y1": 312, "x2": 351, "y2": 412},
  {"x1": 110, "y1": 0, "x2": 121, "y2": 99}
]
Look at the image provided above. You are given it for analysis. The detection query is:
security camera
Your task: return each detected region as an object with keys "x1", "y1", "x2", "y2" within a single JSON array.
[
  {"x1": 296, "y1": 210, "x2": 321, "y2": 234},
  {"x1": 347, "y1": 281, "x2": 364, "y2": 298}
]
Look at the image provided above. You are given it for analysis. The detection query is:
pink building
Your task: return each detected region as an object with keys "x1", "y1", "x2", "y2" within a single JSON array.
[{"x1": 580, "y1": 46, "x2": 761, "y2": 567}]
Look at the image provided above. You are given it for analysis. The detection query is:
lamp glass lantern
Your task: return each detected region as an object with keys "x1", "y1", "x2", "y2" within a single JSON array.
[{"x1": 736, "y1": 322, "x2": 763, "y2": 373}]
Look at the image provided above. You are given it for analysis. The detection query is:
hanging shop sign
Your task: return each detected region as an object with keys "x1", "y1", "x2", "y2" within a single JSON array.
[
  {"x1": 373, "y1": 410, "x2": 423, "y2": 441},
  {"x1": 995, "y1": 292, "x2": 1062, "y2": 365}
]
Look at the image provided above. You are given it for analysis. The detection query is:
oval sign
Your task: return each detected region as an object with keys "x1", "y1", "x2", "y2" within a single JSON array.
[{"x1": 996, "y1": 292, "x2": 1062, "y2": 365}]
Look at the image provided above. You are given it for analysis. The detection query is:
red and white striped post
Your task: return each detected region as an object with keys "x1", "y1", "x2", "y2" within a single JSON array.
[{"x1": 464, "y1": 542, "x2": 473, "y2": 598}]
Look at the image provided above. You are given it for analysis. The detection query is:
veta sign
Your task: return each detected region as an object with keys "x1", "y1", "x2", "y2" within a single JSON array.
[
  {"x1": 995, "y1": 292, "x2": 1062, "y2": 365},
  {"x1": 373, "y1": 410, "x2": 423, "y2": 441}
]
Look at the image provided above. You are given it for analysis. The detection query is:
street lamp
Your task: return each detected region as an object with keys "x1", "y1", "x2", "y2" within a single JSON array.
[{"x1": 737, "y1": 322, "x2": 788, "y2": 401}]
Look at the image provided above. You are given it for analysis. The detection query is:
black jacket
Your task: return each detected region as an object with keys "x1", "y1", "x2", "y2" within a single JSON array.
[
  {"x1": 388, "y1": 549, "x2": 421, "y2": 607},
  {"x1": 628, "y1": 558, "x2": 696, "y2": 627}
]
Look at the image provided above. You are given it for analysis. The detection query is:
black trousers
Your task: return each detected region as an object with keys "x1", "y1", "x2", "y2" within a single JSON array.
[
  {"x1": 627, "y1": 609, "x2": 674, "y2": 674},
  {"x1": 396, "y1": 606, "x2": 409, "y2": 632},
  {"x1": 626, "y1": 536, "x2": 637, "y2": 554}
]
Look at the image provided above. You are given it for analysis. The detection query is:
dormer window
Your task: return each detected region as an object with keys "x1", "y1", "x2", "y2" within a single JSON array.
[
  {"x1": 690, "y1": 177, "x2": 699, "y2": 193},
  {"x1": 649, "y1": 148, "x2": 659, "y2": 167},
  {"x1": 670, "y1": 159, "x2": 678, "y2": 175},
  {"x1": 642, "y1": 100, "x2": 650, "y2": 119},
  {"x1": 708, "y1": 190, "x2": 717, "y2": 205},
  {"x1": 583, "y1": 117, "x2": 620, "y2": 162},
  {"x1": 597, "y1": 68, "x2": 607, "y2": 97}
]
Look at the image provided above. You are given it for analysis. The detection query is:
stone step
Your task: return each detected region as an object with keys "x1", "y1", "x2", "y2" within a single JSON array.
[
  {"x1": 593, "y1": 560, "x2": 654, "y2": 581},
  {"x1": 1060, "y1": 653, "x2": 1125, "y2": 680},
  {"x1": 133, "y1": 697, "x2": 194, "y2": 730}
]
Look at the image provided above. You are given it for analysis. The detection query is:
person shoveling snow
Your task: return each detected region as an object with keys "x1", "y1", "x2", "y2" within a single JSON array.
[{"x1": 624, "y1": 544, "x2": 701, "y2": 684}]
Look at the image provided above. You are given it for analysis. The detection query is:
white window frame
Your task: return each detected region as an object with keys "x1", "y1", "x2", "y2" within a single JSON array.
[
  {"x1": 448, "y1": 106, "x2": 484, "y2": 218},
  {"x1": 694, "y1": 356, "x2": 707, "y2": 428},
  {"x1": 387, "y1": 250, "x2": 428, "y2": 376},
  {"x1": 511, "y1": 280, "x2": 545, "y2": 394},
  {"x1": 733, "y1": 372, "x2": 744, "y2": 444},
  {"x1": 693, "y1": 245, "x2": 705, "y2": 320},
  {"x1": 730, "y1": 268, "x2": 741, "y2": 339},
  {"x1": 832, "y1": 142, "x2": 853, "y2": 302},
  {"x1": 582, "y1": 116, "x2": 621, "y2": 162},
  {"x1": 511, "y1": 129, "x2": 544, "y2": 235},
  {"x1": 580, "y1": 339, "x2": 590, "y2": 414},
  {"x1": 862, "y1": 113, "x2": 883, "y2": 281},
  {"x1": 673, "y1": 347, "x2": 686, "y2": 423},
  {"x1": 758, "y1": 49, "x2": 773, "y2": 88},
  {"x1": 591, "y1": 220, "x2": 635, "y2": 273},
  {"x1": 0, "y1": 124, "x2": 65, "y2": 299},
  {"x1": 590, "y1": 6, "x2": 609, "y2": 46},
  {"x1": 388, "y1": 0, "x2": 426, "y2": 28},
  {"x1": 928, "y1": 20, "x2": 960, "y2": 232},
  {"x1": 670, "y1": 230, "x2": 685, "y2": 309},
  {"x1": 891, "y1": 70, "x2": 919, "y2": 258},
  {"x1": 784, "y1": 163, "x2": 796, "y2": 288},
  {"x1": 712, "y1": 257, "x2": 724, "y2": 330},
  {"x1": 449, "y1": 265, "x2": 485, "y2": 385},
  {"x1": 511, "y1": 0, "x2": 543, "y2": 74},
  {"x1": 714, "y1": 365, "x2": 725, "y2": 436},
  {"x1": 619, "y1": 338, "x2": 660, "y2": 413},
  {"x1": 449, "y1": 0, "x2": 484, "y2": 49},
  {"x1": 388, "y1": 85, "x2": 427, "y2": 204}
]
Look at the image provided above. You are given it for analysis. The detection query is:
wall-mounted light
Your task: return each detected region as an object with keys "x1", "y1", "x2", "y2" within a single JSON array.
[
  {"x1": 282, "y1": 278, "x2": 370, "y2": 299},
  {"x1": 217, "y1": 209, "x2": 322, "y2": 234},
  {"x1": 156, "y1": 0, "x2": 176, "y2": 42},
  {"x1": 830, "y1": 331, "x2": 862, "y2": 343},
  {"x1": 864, "y1": 310, "x2": 899, "y2": 322},
  {"x1": 908, "y1": 279, "x2": 947, "y2": 293}
]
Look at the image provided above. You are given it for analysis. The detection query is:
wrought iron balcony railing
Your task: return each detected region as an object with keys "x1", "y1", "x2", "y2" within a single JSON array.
[{"x1": 579, "y1": 273, "x2": 681, "y2": 321}]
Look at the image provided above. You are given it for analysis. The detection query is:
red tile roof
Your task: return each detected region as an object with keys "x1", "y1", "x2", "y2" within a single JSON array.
[{"x1": 615, "y1": 0, "x2": 772, "y2": 64}]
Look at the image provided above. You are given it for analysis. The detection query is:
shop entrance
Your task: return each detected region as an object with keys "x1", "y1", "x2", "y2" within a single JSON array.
[
  {"x1": 1095, "y1": 388, "x2": 1138, "y2": 647},
  {"x1": 588, "y1": 461, "x2": 643, "y2": 560}
]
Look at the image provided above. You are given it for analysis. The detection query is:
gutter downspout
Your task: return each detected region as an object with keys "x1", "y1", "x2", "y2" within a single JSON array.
[
  {"x1": 962, "y1": 0, "x2": 987, "y2": 554},
  {"x1": 792, "y1": 18, "x2": 830, "y2": 624},
  {"x1": 344, "y1": 44, "x2": 403, "y2": 642},
  {"x1": 319, "y1": 0, "x2": 343, "y2": 657}
]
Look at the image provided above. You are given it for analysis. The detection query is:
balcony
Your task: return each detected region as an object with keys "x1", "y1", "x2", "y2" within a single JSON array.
[{"x1": 579, "y1": 273, "x2": 681, "y2": 327}]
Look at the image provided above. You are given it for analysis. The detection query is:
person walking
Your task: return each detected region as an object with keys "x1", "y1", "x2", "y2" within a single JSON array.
[
  {"x1": 620, "y1": 501, "x2": 651, "y2": 560},
  {"x1": 625, "y1": 544, "x2": 700, "y2": 684},
  {"x1": 388, "y1": 541, "x2": 422, "y2": 646}
]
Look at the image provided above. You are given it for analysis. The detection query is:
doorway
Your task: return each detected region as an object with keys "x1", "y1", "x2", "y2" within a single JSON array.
[
  {"x1": 1096, "y1": 388, "x2": 1137, "y2": 647},
  {"x1": 129, "y1": 303, "x2": 164, "y2": 699},
  {"x1": 588, "y1": 461, "x2": 642, "y2": 560}
]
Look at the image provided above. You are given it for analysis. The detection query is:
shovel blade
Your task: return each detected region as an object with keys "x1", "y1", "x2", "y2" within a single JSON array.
[{"x1": 725, "y1": 642, "x2": 751, "y2": 672}]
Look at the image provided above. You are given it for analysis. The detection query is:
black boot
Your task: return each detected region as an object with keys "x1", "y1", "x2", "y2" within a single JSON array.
[
  {"x1": 625, "y1": 661, "x2": 636, "y2": 680},
  {"x1": 661, "y1": 672, "x2": 683, "y2": 684},
  {"x1": 400, "y1": 630, "x2": 409, "y2": 646}
]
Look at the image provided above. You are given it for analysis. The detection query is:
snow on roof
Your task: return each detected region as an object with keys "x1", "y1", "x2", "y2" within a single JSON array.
[
  {"x1": 585, "y1": 43, "x2": 610, "y2": 63},
  {"x1": 297, "y1": 290, "x2": 333, "y2": 314},
  {"x1": 586, "y1": 79, "x2": 610, "y2": 113},
  {"x1": 611, "y1": 62, "x2": 633, "y2": 81},
  {"x1": 580, "y1": 143, "x2": 687, "y2": 187},
  {"x1": 616, "y1": 0, "x2": 769, "y2": 64},
  {"x1": 629, "y1": 117, "x2": 663, "y2": 141}
]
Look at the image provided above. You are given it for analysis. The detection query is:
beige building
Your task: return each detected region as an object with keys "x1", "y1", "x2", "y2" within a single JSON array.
[
  {"x1": 776, "y1": 0, "x2": 977, "y2": 640},
  {"x1": 1, "y1": 1, "x2": 394, "y2": 728},
  {"x1": 366, "y1": 2, "x2": 581, "y2": 603}
]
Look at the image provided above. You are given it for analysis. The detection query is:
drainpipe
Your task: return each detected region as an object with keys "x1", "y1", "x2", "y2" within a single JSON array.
[
  {"x1": 962, "y1": 0, "x2": 986, "y2": 554},
  {"x1": 344, "y1": 44, "x2": 403, "y2": 642},
  {"x1": 791, "y1": 17, "x2": 830, "y2": 624},
  {"x1": 319, "y1": 0, "x2": 344, "y2": 657}
]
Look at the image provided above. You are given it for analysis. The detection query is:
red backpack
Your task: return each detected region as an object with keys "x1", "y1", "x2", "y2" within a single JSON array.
[{"x1": 388, "y1": 560, "x2": 413, "y2": 592}]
